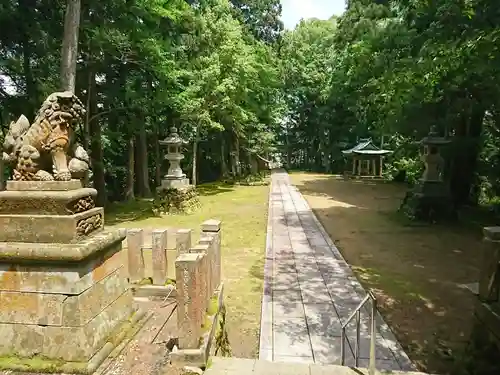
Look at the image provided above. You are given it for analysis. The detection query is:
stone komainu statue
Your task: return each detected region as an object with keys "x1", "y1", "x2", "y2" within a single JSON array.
[{"x1": 2, "y1": 91, "x2": 91, "y2": 181}]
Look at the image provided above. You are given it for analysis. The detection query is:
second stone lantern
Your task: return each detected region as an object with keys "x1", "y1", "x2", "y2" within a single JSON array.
[
  {"x1": 400, "y1": 126, "x2": 455, "y2": 221},
  {"x1": 159, "y1": 126, "x2": 190, "y2": 190},
  {"x1": 155, "y1": 126, "x2": 199, "y2": 214}
]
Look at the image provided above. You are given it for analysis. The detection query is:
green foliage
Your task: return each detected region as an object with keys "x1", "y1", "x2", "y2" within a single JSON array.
[
  {"x1": 278, "y1": 0, "x2": 500, "y2": 210},
  {"x1": 0, "y1": 0, "x2": 283, "y2": 202}
]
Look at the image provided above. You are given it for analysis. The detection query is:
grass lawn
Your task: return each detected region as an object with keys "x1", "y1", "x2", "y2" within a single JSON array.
[
  {"x1": 105, "y1": 181, "x2": 269, "y2": 358},
  {"x1": 289, "y1": 172, "x2": 485, "y2": 374}
]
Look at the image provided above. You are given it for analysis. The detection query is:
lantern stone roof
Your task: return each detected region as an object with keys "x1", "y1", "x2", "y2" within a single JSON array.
[
  {"x1": 342, "y1": 138, "x2": 392, "y2": 156},
  {"x1": 420, "y1": 126, "x2": 451, "y2": 146},
  {"x1": 159, "y1": 127, "x2": 187, "y2": 146}
]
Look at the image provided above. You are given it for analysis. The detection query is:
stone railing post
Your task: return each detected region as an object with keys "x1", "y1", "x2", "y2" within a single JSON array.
[
  {"x1": 176, "y1": 252, "x2": 203, "y2": 349},
  {"x1": 201, "y1": 219, "x2": 221, "y2": 290},
  {"x1": 127, "y1": 228, "x2": 145, "y2": 283},
  {"x1": 480, "y1": 227, "x2": 500, "y2": 303},
  {"x1": 176, "y1": 228, "x2": 192, "y2": 257},
  {"x1": 190, "y1": 243, "x2": 210, "y2": 310},
  {"x1": 199, "y1": 235, "x2": 217, "y2": 301},
  {"x1": 152, "y1": 229, "x2": 168, "y2": 285}
]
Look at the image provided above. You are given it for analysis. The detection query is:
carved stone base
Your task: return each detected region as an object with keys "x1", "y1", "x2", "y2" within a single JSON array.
[
  {"x1": 0, "y1": 229, "x2": 139, "y2": 371},
  {"x1": 0, "y1": 187, "x2": 96, "y2": 215},
  {"x1": 6, "y1": 179, "x2": 83, "y2": 191},
  {"x1": 0, "y1": 207, "x2": 104, "y2": 243},
  {"x1": 0, "y1": 182, "x2": 102, "y2": 242}
]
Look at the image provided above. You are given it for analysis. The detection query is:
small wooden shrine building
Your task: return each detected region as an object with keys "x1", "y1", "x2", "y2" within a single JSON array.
[{"x1": 342, "y1": 138, "x2": 392, "y2": 177}]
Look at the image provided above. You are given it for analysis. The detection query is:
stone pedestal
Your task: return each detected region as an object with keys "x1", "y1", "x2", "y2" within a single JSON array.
[
  {"x1": 161, "y1": 177, "x2": 190, "y2": 190},
  {"x1": 400, "y1": 179, "x2": 455, "y2": 222},
  {"x1": 0, "y1": 180, "x2": 138, "y2": 373}
]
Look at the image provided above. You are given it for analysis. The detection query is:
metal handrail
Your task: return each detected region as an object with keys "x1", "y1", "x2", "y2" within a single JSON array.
[{"x1": 340, "y1": 291, "x2": 377, "y2": 375}]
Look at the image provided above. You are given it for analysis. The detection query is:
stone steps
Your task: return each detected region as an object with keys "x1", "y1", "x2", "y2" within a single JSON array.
[{"x1": 204, "y1": 358, "x2": 433, "y2": 375}]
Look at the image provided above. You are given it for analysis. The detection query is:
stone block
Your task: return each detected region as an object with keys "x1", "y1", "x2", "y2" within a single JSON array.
[
  {"x1": 127, "y1": 228, "x2": 145, "y2": 283},
  {"x1": 176, "y1": 252, "x2": 202, "y2": 349},
  {"x1": 0, "y1": 230, "x2": 125, "y2": 294},
  {"x1": 6, "y1": 179, "x2": 83, "y2": 191},
  {"x1": 161, "y1": 178, "x2": 190, "y2": 190},
  {"x1": 0, "y1": 268, "x2": 127, "y2": 326},
  {"x1": 484, "y1": 227, "x2": 500, "y2": 241},
  {"x1": 152, "y1": 229, "x2": 168, "y2": 285},
  {"x1": 61, "y1": 266, "x2": 128, "y2": 326},
  {"x1": 480, "y1": 227, "x2": 500, "y2": 303},
  {"x1": 176, "y1": 229, "x2": 192, "y2": 257},
  {"x1": 0, "y1": 291, "x2": 66, "y2": 326},
  {"x1": 201, "y1": 219, "x2": 221, "y2": 233},
  {"x1": 0, "y1": 188, "x2": 97, "y2": 215},
  {"x1": 0, "y1": 207, "x2": 104, "y2": 243},
  {"x1": 0, "y1": 290, "x2": 134, "y2": 361}
]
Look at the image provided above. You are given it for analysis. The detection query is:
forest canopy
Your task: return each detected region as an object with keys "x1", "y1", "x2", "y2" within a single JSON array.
[{"x1": 1, "y1": 0, "x2": 500, "y2": 210}]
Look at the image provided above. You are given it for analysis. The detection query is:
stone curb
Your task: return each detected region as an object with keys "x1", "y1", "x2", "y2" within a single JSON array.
[{"x1": 259, "y1": 173, "x2": 274, "y2": 360}]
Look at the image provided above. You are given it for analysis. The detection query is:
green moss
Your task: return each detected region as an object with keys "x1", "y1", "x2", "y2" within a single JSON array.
[
  {"x1": 206, "y1": 295, "x2": 219, "y2": 316},
  {"x1": 201, "y1": 314, "x2": 212, "y2": 333},
  {"x1": 0, "y1": 355, "x2": 86, "y2": 374},
  {"x1": 205, "y1": 357, "x2": 213, "y2": 369},
  {"x1": 138, "y1": 277, "x2": 153, "y2": 285},
  {"x1": 164, "y1": 278, "x2": 176, "y2": 286}
]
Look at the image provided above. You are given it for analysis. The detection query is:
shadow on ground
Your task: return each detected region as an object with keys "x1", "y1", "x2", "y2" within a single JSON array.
[
  {"x1": 196, "y1": 182, "x2": 235, "y2": 196},
  {"x1": 285, "y1": 172, "x2": 488, "y2": 375},
  {"x1": 105, "y1": 199, "x2": 157, "y2": 225}
]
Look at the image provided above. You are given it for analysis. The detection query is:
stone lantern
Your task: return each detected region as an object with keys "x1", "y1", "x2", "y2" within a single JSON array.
[
  {"x1": 419, "y1": 126, "x2": 451, "y2": 185},
  {"x1": 159, "y1": 126, "x2": 190, "y2": 190},
  {"x1": 400, "y1": 126, "x2": 455, "y2": 221}
]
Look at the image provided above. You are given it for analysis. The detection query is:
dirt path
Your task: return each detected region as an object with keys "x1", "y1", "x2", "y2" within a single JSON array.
[{"x1": 289, "y1": 172, "x2": 484, "y2": 374}]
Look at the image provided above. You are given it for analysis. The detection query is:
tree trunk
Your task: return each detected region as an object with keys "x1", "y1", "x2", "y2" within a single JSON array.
[
  {"x1": 234, "y1": 132, "x2": 241, "y2": 176},
  {"x1": 0, "y1": 136, "x2": 4, "y2": 189},
  {"x1": 87, "y1": 68, "x2": 106, "y2": 206},
  {"x1": 125, "y1": 137, "x2": 135, "y2": 201},
  {"x1": 220, "y1": 133, "x2": 228, "y2": 178},
  {"x1": 286, "y1": 124, "x2": 291, "y2": 168},
  {"x1": 60, "y1": 0, "x2": 81, "y2": 92},
  {"x1": 83, "y1": 70, "x2": 92, "y2": 150},
  {"x1": 19, "y1": 0, "x2": 37, "y2": 119},
  {"x1": 449, "y1": 104, "x2": 485, "y2": 206},
  {"x1": 153, "y1": 126, "x2": 161, "y2": 187},
  {"x1": 322, "y1": 128, "x2": 330, "y2": 173},
  {"x1": 192, "y1": 125, "x2": 200, "y2": 186},
  {"x1": 135, "y1": 123, "x2": 151, "y2": 197}
]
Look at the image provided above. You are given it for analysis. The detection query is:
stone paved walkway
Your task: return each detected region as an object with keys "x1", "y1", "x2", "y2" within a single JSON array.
[
  {"x1": 259, "y1": 170, "x2": 414, "y2": 371},
  {"x1": 205, "y1": 358, "x2": 430, "y2": 375}
]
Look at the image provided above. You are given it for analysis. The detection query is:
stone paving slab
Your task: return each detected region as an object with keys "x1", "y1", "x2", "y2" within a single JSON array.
[
  {"x1": 205, "y1": 357, "x2": 433, "y2": 375},
  {"x1": 259, "y1": 169, "x2": 415, "y2": 371}
]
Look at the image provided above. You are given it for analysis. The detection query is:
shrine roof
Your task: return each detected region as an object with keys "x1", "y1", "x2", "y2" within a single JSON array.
[{"x1": 342, "y1": 138, "x2": 392, "y2": 156}]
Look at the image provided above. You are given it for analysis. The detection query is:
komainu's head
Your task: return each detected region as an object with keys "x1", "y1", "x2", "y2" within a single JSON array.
[{"x1": 38, "y1": 91, "x2": 86, "y2": 128}]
